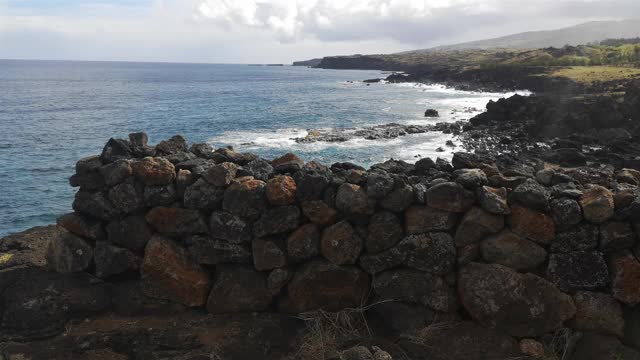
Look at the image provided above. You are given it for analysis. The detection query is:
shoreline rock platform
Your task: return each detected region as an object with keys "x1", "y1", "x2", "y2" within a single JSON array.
[{"x1": 1, "y1": 133, "x2": 640, "y2": 359}]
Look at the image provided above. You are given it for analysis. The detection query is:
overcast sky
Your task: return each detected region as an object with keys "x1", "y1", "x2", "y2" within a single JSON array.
[{"x1": 0, "y1": 0, "x2": 637, "y2": 63}]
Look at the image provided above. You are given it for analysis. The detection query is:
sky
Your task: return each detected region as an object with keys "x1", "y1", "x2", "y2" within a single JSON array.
[{"x1": 0, "y1": 0, "x2": 638, "y2": 63}]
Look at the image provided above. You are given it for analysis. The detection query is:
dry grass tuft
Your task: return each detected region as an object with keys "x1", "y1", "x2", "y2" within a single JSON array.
[{"x1": 293, "y1": 301, "x2": 392, "y2": 360}]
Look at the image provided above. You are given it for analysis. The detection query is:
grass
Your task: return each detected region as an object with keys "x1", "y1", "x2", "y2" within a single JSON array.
[{"x1": 547, "y1": 66, "x2": 640, "y2": 84}]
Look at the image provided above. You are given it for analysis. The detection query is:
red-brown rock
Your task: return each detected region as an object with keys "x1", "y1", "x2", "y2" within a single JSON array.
[
  {"x1": 132, "y1": 157, "x2": 176, "y2": 185},
  {"x1": 509, "y1": 205, "x2": 556, "y2": 245},
  {"x1": 141, "y1": 236, "x2": 211, "y2": 307},
  {"x1": 265, "y1": 176, "x2": 297, "y2": 206},
  {"x1": 301, "y1": 200, "x2": 338, "y2": 225},
  {"x1": 609, "y1": 251, "x2": 640, "y2": 305}
]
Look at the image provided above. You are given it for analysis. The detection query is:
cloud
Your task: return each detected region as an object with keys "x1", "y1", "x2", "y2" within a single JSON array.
[{"x1": 196, "y1": 0, "x2": 640, "y2": 45}]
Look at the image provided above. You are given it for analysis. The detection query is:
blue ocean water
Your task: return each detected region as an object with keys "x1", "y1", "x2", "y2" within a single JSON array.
[{"x1": 0, "y1": 60, "x2": 523, "y2": 236}]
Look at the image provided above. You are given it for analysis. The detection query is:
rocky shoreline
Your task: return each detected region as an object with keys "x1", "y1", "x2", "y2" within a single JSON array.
[{"x1": 1, "y1": 133, "x2": 640, "y2": 359}]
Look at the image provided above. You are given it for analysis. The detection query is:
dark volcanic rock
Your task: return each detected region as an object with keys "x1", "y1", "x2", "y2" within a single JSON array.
[
  {"x1": 380, "y1": 185, "x2": 414, "y2": 212},
  {"x1": 185, "y1": 236, "x2": 252, "y2": 265},
  {"x1": 458, "y1": 262, "x2": 576, "y2": 337},
  {"x1": 99, "y1": 159, "x2": 132, "y2": 186},
  {"x1": 252, "y1": 238, "x2": 287, "y2": 271},
  {"x1": 156, "y1": 135, "x2": 188, "y2": 155},
  {"x1": 366, "y1": 211, "x2": 404, "y2": 253},
  {"x1": 335, "y1": 183, "x2": 376, "y2": 215},
  {"x1": 272, "y1": 153, "x2": 304, "y2": 173},
  {"x1": 206, "y1": 265, "x2": 274, "y2": 313},
  {"x1": 580, "y1": 186, "x2": 615, "y2": 224},
  {"x1": 106, "y1": 215, "x2": 153, "y2": 252},
  {"x1": 454, "y1": 206, "x2": 504, "y2": 247},
  {"x1": 551, "y1": 198, "x2": 583, "y2": 231},
  {"x1": 424, "y1": 109, "x2": 439, "y2": 117},
  {"x1": 73, "y1": 190, "x2": 119, "y2": 221},
  {"x1": 405, "y1": 206, "x2": 458, "y2": 234},
  {"x1": 546, "y1": 251, "x2": 609, "y2": 291},
  {"x1": 45, "y1": 232, "x2": 93, "y2": 273},
  {"x1": 132, "y1": 157, "x2": 176, "y2": 185},
  {"x1": 366, "y1": 170, "x2": 394, "y2": 199},
  {"x1": 571, "y1": 291, "x2": 624, "y2": 337},
  {"x1": 56, "y1": 212, "x2": 104, "y2": 241},
  {"x1": 426, "y1": 182, "x2": 475, "y2": 212},
  {"x1": 599, "y1": 221, "x2": 636, "y2": 252},
  {"x1": 281, "y1": 260, "x2": 370, "y2": 313},
  {"x1": 551, "y1": 223, "x2": 599, "y2": 253},
  {"x1": 203, "y1": 162, "x2": 239, "y2": 187},
  {"x1": 145, "y1": 207, "x2": 208, "y2": 236},
  {"x1": 223, "y1": 179, "x2": 267, "y2": 220},
  {"x1": 108, "y1": 182, "x2": 144, "y2": 213},
  {"x1": 253, "y1": 206, "x2": 300, "y2": 237},
  {"x1": 476, "y1": 186, "x2": 510, "y2": 215},
  {"x1": 373, "y1": 268, "x2": 457, "y2": 312},
  {"x1": 608, "y1": 251, "x2": 640, "y2": 305},
  {"x1": 509, "y1": 179, "x2": 550, "y2": 212},
  {"x1": 244, "y1": 158, "x2": 274, "y2": 182},
  {"x1": 183, "y1": 178, "x2": 225, "y2": 210},
  {"x1": 286, "y1": 223, "x2": 321, "y2": 262},
  {"x1": 301, "y1": 200, "x2": 338, "y2": 225},
  {"x1": 209, "y1": 211, "x2": 252, "y2": 244},
  {"x1": 321, "y1": 220, "x2": 363, "y2": 265},
  {"x1": 509, "y1": 205, "x2": 556, "y2": 245},
  {"x1": 143, "y1": 183, "x2": 177, "y2": 207},
  {"x1": 100, "y1": 138, "x2": 133, "y2": 163},
  {"x1": 401, "y1": 233, "x2": 456, "y2": 276},
  {"x1": 0, "y1": 268, "x2": 112, "y2": 340},
  {"x1": 480, "y1": 230, "x2": 547, "y2": 270},
  {"x1": 295, "y1": 172, "x2": 331, "y2": 201},
  {"x1": 94, "y1": 241, "x2": 139, "y2": 279}
]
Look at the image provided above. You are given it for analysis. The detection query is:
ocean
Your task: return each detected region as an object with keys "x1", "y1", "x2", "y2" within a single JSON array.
[{"x1": 0, "y1": 60, "x2": 524, "y2": 236}]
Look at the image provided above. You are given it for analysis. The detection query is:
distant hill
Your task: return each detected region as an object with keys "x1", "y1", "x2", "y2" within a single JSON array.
[
  {"x1": 292, "y1": 58, "x2": 323, "y2": 67},
  {"x1": 408, "y1": 19, "x2": 640, "y2": 53}
]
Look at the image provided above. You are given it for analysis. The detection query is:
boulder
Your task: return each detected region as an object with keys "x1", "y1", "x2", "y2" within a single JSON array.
[
  {"x1": 454, "y1": 207, "x2": 504, "y2": 247},
  {"x1": 335, "y1": 183, "x2": 376, "y2": 215},
  {"x1": 551, "y1": 198, "x2": 583, "y2": 231},
  {"x1": 380, "y1": 185, "x2": 414, "y2": 212},
  {"x1": 175, "y1": 169, "x2": 194, "y2": 198},
  {"x1": 509, "y1": 179, "x2": 550, "y2": 212},
  {"x1": 295, "y1": 172, "x2": 330, "y2": 201},
  {"x1": 132, "y1": 157, "x2": 176, "y2": 185},
  {"x1": 100, "y1": 138, "x2": 133, "y2": 163},
  {"x1": 108, "y1": 182, "x2": 144, "y2": 213},
  {"x1": 253, "y1": 206, "x2": 300, "y2": 237},
  {"x1": 321, "y1": 221, "x2": 363, "y2": 265},
  {"x1": 373, "y1": 268, "x2": 457, "y2": 312},
  {"x1": 265, "y1": 176, "x2": 297, "y2": 206},
  {"x1": 286, "y1": 224, "x2": 320, "y2": 262},
  {"x1": 0, "y1": 268, "x2": 111, "y2": 340},
  {"x1": 476, "y1": 186, "x2": 510, "y2": 215},
  {"x1": 426, "y1": 182, "x2": 475, "y2": 213},
  {"x1": 69, "y1": 171, "x2": 104, "y2": 190},
  {"x1": 222, "y1": 179, "x2": 267, "y2": 220},
  {"x1": 546, "y1": 252, "x2": 609, "y2": 291},
  {"x1": 571, "y1": 291, "x2": 624, "y2": 337},
  {"x1": 143, "y1": 183, "x2": 177, "y2": 207},
  {"x1": 366, "y1": 170, "x2": 394, "y2": 199},
  {"x1": 400, "y1": 322, "x2": 521, "y2": 360},
  {"x1": 105, "y1": 215, "x2": 153, "y2": 252},
  {"x1": 424, "y1": 109, "x2": 439, "y2": 117},
  {"x1": 209, "y1": 211, "x2": 252, "y2": 244},
  {"x1": 56, "y1": 212, "x2": 104, "y2": 240},
  {"x1": 203, "y1": 162, "x2": 239, "y2": 187},
  {"x1": 73, "y1": 190, "x2": 119, "y2": 221},
  {"x1": 455, "y1": 169, "x2": 488, "y2": 189},
  {"x1": 405, "y1": 206, "x2": 458, "y2": 235},
  {"x1": 244, "y1": 158, "x2": 274, "y2": 182},
  {"x1": 189, "y1": 142, "x2": 214, "y2": 159},
  {"x1": 580, "y1": 186, "x2": 615, "y2": 224},
  {"x1": 206, "y1": 265, "x2": 275, "y2": 313},
  {"x1": 551, "y1": 223, "x2": 599, "y2": 253},
  {"x1": 571, "y1": 332, "x2": 640, "y2": 360},
  {"x1": 600, "y1": 221, "x2": 636, "y2": 253},
  {"x1": 185, "y1": 236, "x2": 252, "y2": 265},
  {"x1": 401, "y1": 233, "x2": 456, "y2": 275},
  {"x1": 481, "y1": 230, "x2": 548, "y2": 270},
  {"x1": 267, "y1": 268, "x2": 292, "y2": 291},
  {"x1": 366, "y1": 212, "x2": 404, "y2": 253},
  {"x1": 141, "y1": 236, "x2": 211, "y2": 307},
  {"x1": 281, "y1": 261, "x2": 370, "y2": 313},
  {"x1": 155, "y1": 135, "x2": 188, "y2": 155},
  {"x1": 509, "y1": 205, "x2": 556, "y2": 245},
  {"x1": 458, "y1": 262, "x2": 576, "y2": 337},
  {"x1": 609, "y1": 251, "x2": 640, "y2": 305},
  {"x1": 183, "y1": 178, "x2": 225, "y2": 210},
  {"x1": 75, "y1": 155, "x2": 103, "y2": 175},
  {"x1": 358, "y1": 246, "x2": 406, "y2": 274},
  {"x1": 99, "y1": 159, "x2": 132, "y2": 186},
  {"x1": 145, "y1": 207, "x2": 208, "y2": 236},
  {"x1": 252, "y1": 238, "x2": 287, "y2": 271},
  {"x1": 94, "y1": 242, "x2": 139, "y2": 279},
  {"x1": 45, "y1": 232, "x2": 93, "y2": 273},
  {"x1": 301, "y1": 200, "x2": 338, "y2": 225},
  {"x1": 272, "y1": 153, "x2": 304, "y2": 173}
]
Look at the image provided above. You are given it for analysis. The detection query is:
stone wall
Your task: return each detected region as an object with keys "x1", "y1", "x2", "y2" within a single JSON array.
[{"x1": 49, "y1": 133, "x2": 640, "y2": 357}]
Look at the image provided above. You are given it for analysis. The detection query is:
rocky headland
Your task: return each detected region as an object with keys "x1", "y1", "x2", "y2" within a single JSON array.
[{"x1": 1, "y1": 132, "x2": 640, "y2": 359}]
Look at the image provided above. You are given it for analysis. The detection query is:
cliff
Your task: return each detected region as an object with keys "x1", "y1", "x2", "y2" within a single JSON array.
[
  {"x1": 1, "y1": 133, "x2": 640, "y2": 359},
  {"x1": 292, "y1": 58, "x2": 323, "y2": 67}
]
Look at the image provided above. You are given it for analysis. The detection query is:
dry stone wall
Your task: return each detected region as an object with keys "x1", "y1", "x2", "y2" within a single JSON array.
[{"x1": 49, "y1": 133, "x2": 640, "y2": 356}]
